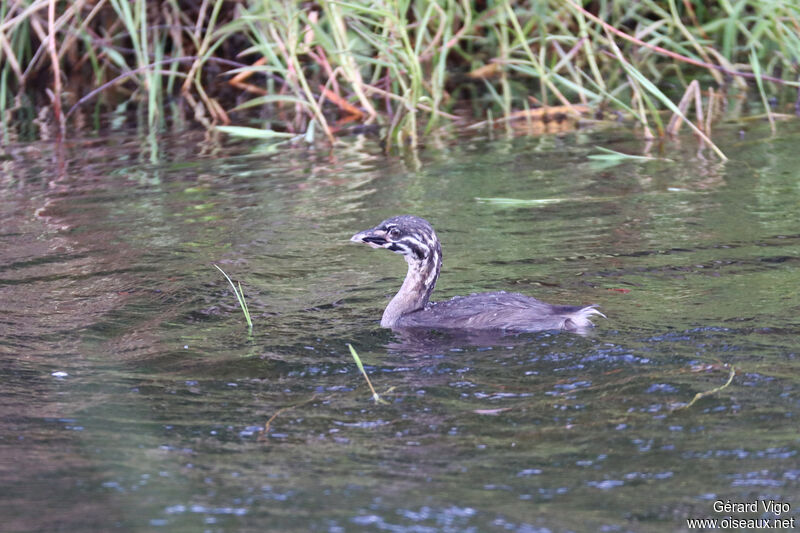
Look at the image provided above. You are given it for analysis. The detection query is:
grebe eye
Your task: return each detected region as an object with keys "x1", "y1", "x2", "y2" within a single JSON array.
[{"x1": 388, "y1": 227, "x2": 401, "y2": 239}]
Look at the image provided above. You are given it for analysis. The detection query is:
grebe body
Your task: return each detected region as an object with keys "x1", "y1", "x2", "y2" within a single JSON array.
[{"x1": 351, "y1": 215, "x2": 603, "y2": 332}]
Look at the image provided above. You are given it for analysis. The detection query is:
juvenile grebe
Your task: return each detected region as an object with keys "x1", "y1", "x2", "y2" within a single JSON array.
[{"x1": 351, "y1": 215, "x2": 603, "y2": 332}]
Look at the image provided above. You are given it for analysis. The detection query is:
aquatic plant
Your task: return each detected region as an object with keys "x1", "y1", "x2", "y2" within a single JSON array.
[
  {"x1": 1, "y1": 1, "x2": 797, "y2": 153},
  {"x1": 674, "y1": 364, "x2": 736, "y2": 411},
  {"x1": 214, "y1": 264, "x2": 253, "y2": 330},
  {"x1": 347, "y1": 343, "x2": 385, "y2": 404}
]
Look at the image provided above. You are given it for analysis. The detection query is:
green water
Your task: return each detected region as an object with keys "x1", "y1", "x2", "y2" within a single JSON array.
[{"x1": 1, "y1": 123, "x2": 798, "y2": 532}]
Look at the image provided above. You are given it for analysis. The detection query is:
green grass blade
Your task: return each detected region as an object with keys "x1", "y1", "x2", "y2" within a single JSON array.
[
  {"x1": 215, "y1": 126, "x2": 298, "y2": 140},
  {"x1": 475, "y1": 197, "x2": 568, "y2": 206},
  {"x1": 587, "y1": 146, "x2": 661, "y2": 161},
  {"x1": 214, "y1": 264, "x2": 253, "y2": 329},
  {"x1": 347, "y1": 343, "x2": 383, "y2": 404},
  {"x1": 749, "y1": 46, "x2": 775, "y2": 134}
]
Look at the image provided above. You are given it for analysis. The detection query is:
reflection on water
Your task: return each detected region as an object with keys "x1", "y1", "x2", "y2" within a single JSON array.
[{"x1": 1, "y1": 124, "x2": 799, "y2": 532}]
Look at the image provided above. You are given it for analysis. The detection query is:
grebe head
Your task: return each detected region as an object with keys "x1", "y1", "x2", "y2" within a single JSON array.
[
  {"x1": 350, "y1": 215, "x2": 440, "y2": 266},
  {"x1": 351, "y1": 216, "x2": 443, "y2": 326}
]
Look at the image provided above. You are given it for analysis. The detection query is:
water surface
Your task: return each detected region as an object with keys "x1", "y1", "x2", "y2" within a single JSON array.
[{"x1": 1, "y1": 123, "x2": 799, "y2": 532}]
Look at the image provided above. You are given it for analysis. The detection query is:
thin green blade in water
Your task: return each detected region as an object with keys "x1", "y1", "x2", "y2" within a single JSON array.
[
  {"x1": 347, "y1": 343, "x2": 383, "y2": 404},
  {"x1": 476, "y1": 195, "x2": 618, "y2": 206},
  {"x1": 475, "y1": 197, "x2": 568, "y2": 206},
  {"x1": 215, "y1": 126, "x2": 297, "y2": 140},
  {"x1": 587, "y1": 146, "x2": 663, "y2": 161},
  {"x1": 214, "y1": 264, "x2": 253, "y2": 330}
]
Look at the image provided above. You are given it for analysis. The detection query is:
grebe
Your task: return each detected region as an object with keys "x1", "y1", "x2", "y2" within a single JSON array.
[{"x1": 351, "y1": 215, "x2": 603, "y2": 332}]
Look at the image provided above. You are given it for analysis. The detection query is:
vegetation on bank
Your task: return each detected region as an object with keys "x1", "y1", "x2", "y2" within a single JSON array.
[{"x1": 1, "y1": 1, "x2": 798, "y2": 154}]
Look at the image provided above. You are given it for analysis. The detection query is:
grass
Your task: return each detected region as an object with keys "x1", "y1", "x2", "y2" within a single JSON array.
[
  {"x1": 587, "y1": 146, "x2": 662, "y2": 162},
  {"x1": 214, "y1": 264, "x2": 253, "y2": 330},
  {"x1": 475, "y1": 196, "x2": 572, "y2": 206},
  {"x1": 347, "y1": 343, "x2": 386, "y2": 404},
  {"x1": 1, "y1": 1, "x2": 798, "y2": 155},
  {"x1": 673, "y1": 364, "x2": 736, "y2": 411}
]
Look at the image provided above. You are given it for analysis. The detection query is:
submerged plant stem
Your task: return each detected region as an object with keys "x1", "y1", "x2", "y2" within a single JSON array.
[{"x1": 260, "y1": 394, "x2": 320, "y2": 442}]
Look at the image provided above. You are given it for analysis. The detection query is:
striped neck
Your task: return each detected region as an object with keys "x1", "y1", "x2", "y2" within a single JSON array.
[{"x1": 381, "y1": 241, "x2": 442, "y2": 327}]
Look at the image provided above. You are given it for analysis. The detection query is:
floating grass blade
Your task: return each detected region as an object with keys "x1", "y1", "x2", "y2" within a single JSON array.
[
  {"x1": 214, "y1": 264, "x2": 253, "y2": 330},
  {"x1": 476, "y1": 194, "x2": 622, "y2": 207},
  {"x1": 475, "y1": 197, "x2": 569, "y2": 206},
  {"x1": 587, "y1": 147, "x2": 664, "y2": 162},
  {"x1": 674, "y1": 365, "x2": 736, "y2": 411},
  {"x1": 347, "y1": 343, "x2": 384, "y2": 404},
  {"x1": 215, "y1": 125, "x2": 297, "y2": 140}
]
